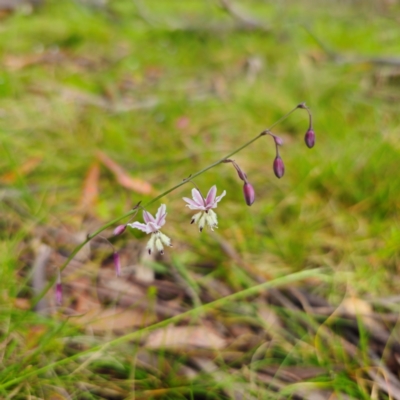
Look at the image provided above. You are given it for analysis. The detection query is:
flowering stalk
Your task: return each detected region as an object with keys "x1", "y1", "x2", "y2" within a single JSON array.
[{"x1": 31, "y1": 103, "x2": 310, "y2": 308}]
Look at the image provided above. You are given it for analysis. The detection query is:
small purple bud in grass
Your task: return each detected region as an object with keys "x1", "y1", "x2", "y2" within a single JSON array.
[
  {"x1": 55, "y1": 270, "x2": 62, "y2": 305},
  {"x1": 113, "y1": 225, "x2": 126, "y2": 236},
  {"x1": 243, "y1": 182, "x2": 255, "y2": 206},
  {"x1": 273, "y1": 156, "x2": 285, "y2": 179},
  {"x1": 56, "y1": 283, "x2": 62, "y2": 305},
  {"x1": 113, "y1": 252, "x2": 121, "y2": 277},
  {"x1": 304, "y1": 128, "x2": 315, "y2": 148}
]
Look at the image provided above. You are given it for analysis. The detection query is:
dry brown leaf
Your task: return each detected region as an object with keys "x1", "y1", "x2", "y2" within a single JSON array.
[
  {"x1": 3, "y1": 54, "x2": 42, "y2": 70},
  {"x1": 257, "y1": 303, "x2": 282, "y2": 330},
  {"x1": 80, "y1": 162, "x2": 100, "y2": 209},
  {"x1": 25, "y1": 325, "x2": 48, "y2": 350},
  {"x1": 145, "y1": 325, "x2": 226, "y2": 350},
  {"x1": 337, "y1": 297, "x2": 375, "y2": 329},
  {"x1": 14, "y1": 298, "x2": 30, "y2": 310},
  {"x1": 99, "y1": 270, "x2": 147, "y2": 301},
  {"x1": 75, "y1": 307, "x2": 156, "y2": 332},
  {"x1": 227, "y1": 333, "x2": 263, "y2": 352},
  {"x1": 259, "y1": 365, "x2": 329, "y2": 382},
  {"x1": 0, "y1": 156, "x2": 42, "y2": 183},
  {"x1": 3, "y1": 52, "x2": 63, "y2": 70},
  {"x1": 72, "y1": 286, "x2": 101, "y2": 315},
  {"x1": 96, "y1": 150, "x2": 153, "y2": 194}
]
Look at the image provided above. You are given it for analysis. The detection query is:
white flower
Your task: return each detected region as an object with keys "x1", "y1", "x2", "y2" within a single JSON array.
[
  {"x1": 183, "y1": 185, "x2": 226, "y2": 232},
  {"x1": 128, "y1": 204, "x2": 172, "y2": 255}
]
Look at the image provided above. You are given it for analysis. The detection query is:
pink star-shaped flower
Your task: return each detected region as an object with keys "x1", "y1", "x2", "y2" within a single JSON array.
[
  {"x1": 183, "y1": 185, "x2": 226, "y2": 231},
  {"x1": 128, "y1": 204, "x2": 172, "y2": 254}
]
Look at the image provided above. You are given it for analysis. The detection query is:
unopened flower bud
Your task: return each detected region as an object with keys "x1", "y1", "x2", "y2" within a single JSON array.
[
  {"x1": 113, "y1": 252, "x2": 121, "y2": 277},
  {"x1": 273, "y1": 136, "x2": 284, "y2": 146},
  {"x1": 55, "y1": 270, "x2": 62, "y2": 305},
  {"x1": 236, "y1": 169, "x2": 247, "y2": 181},
  {"x1": 55, "y1": 283, "x2": 62, "y2": 305},
  {"x1": 273, "y1": 156, "x2": 285, "y2": 179},
  {"x1": 243, "y1": 182, "x2": 255, "y2": 206},
  {"x1": 228, "y1": 160, "x2": 247, "y2": 181},
  {"x1": 113, "y1": 225, "x2": 126, "y2": 236},
  {"x1": 304, "y1": 128, "x2": 315, "y2": 148}
]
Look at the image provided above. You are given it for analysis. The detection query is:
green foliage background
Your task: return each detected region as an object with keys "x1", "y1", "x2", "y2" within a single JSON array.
[{"x1": 0, "y1": 0, "x2": 400, "y2": 398}]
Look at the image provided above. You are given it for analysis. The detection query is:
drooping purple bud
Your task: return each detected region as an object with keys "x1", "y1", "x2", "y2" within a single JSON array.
[
  {"x1": 236, "y1": 169, "x2": 247, "y2": 181},
  {"x1": 113, "y1": 252, "x2": 121, "y2": 277},
  {"x1": 55, "y1": 283, "x2": 62, "y2": 305},
  {"x1": 304, "y1": 128, "x2": 315, "y2": 148},
  {"x1": 243, "y1": 182, "x2": 255, "y2": 206},
  {"x1": 273, "y1": 135, "x2": 284, "y2": 146},
  {"x1": 273, "y1": 156, "x2": 285, "y2": 179},
  {"x1": 113, "y1": 225, "x2": 127, "y2": 236},
  {"x1": 229, "y1": 160, "x2": 247, "y2": 181}
]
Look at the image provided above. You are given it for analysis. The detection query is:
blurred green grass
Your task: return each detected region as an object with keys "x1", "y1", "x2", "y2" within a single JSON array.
[{"x1": 1, "y1": 0, "x2": 400, "y2": 398}]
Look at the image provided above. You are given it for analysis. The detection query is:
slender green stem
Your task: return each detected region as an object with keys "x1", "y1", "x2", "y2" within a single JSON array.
[
  {"x1": 30, "y1": 103, "x2": 303, "y2": 308},
  {"x1": 1, "y1": 267, "x2": 329, "y2": 390}
]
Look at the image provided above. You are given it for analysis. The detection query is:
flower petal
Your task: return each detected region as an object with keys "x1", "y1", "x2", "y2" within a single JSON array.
[
  {"x1": 148, "y1": 222, "x2": 160, "y2": 233},
  {"x1": 155, "y1": 204, "x2": 167, "y2": 227},
  {"x1": 183, "y1": 197, "x2": 202, "y2": 209},
  {"x1": 192, "y1": 188, "x2": 204, "y2": 207},
  {"x1": 197, "y1": 213, "x2": 207, "y2": 232},
  {"x1": 183, "y1": 197, "x2": 206, "y2": 211},
  {"x1": 187, "y1": 204, "x2": 206, "y2": 210},
  {"x1": 128, "y1": 221, "x2": 152, "y2": 234},
  {"x1": 191, "y1": 211, "x2": 203, "y2": 225},
  {"x1": 143, "y1": 210, "x2": 156, "y2": 224},
  {"x1": 205, "y1": 185, "x2": 217, "y2": 208},
  {"x1": 212, "y1": 190, "x2": 226, "y2": 208},
  {"x1": 160, "y1": 232, "x2": 172, "y2": 247},
  {"x1": 189, "y1": 205, "x2": 206, "y2": 210},
  {"x1": 146, "y1": 234, "x2": 156, "y2": 254},
  {"x1": 207, "y1": 209, "x2": 218, "y2": 229},
  {"x1": 155, "y1": 237, "x2": 164, "y2": 254}
]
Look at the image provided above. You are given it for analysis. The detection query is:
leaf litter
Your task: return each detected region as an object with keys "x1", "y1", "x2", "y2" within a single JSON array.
[{"x1": 10, "y1": 214, "x2": 400, "y2": 399}]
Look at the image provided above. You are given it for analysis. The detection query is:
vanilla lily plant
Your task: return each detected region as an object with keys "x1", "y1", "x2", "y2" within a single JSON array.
[
  {"x1": 128, "y1": 204, "x2": 172, "y2": 255},
  {"x1": 183, "y1": 185, "x2": 226, "y2": 232},
  {"x1": 55, "y1": 103, "x2": 314, "y2": 304}
]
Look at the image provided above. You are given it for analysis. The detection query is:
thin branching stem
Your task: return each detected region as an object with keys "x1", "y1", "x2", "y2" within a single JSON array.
[{"x1": 30, "y1": 103, "x2": 303, "y2": 308}]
